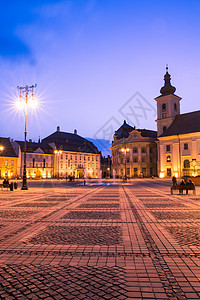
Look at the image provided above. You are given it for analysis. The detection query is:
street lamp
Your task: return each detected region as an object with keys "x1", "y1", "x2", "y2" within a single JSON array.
[
  {"x1": 0, "y1": 146, "x2": 4, "y2": 151},
  {"x1": 121, "y1": 146, "x2": 129, "y2": 180},
  {"x1": 54, "y1": 150, "x2": 62, "y2": 179},
  {"x1": 17, "y1": 84, "x2": 37, "y2": 190}
]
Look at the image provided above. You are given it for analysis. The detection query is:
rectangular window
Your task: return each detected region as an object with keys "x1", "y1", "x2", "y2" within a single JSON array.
[
  {"x1": 5, "y1": 160, "x2": 8, "y2": 166},
  {"x1": 142, "y1": 157, "x2": 146, "y2": 163},
  {"x1": 184, "y1": 143, "x2": 188, "y2": 150},
  {"x1": 133, "y1": 157, "x2": 138, "y2": 163},
  {"x1": 166, "y1": 145, "x2": 171, "y2": 152},
  {"x1": 11, "y1": 160, "x2": 14, "y2": 166},
  {"x1": 66, "y1": 155, "x2": 68, "y2": 159}
]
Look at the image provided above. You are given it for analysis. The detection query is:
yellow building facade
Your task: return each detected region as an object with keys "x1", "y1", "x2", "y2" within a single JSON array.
[
  {"x1": 0, "y1": 138, "x2": 18, "y2": 179},
  {"x1": 156, "y1": 67, "x2": 200, "y2": 178}
]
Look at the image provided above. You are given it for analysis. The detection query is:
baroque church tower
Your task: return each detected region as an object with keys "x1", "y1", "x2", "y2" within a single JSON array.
[{"x1": 155, "y1": 66, "x2": 182, "y2": 136}]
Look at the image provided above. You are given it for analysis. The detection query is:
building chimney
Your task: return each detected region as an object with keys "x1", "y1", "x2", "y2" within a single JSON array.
[
  {"x1": 57, "y1": 126, "x2": 60, "y2": 132},
  {"x1": 74, "y1": 129, "x2": 77, "y2": 135},
  {"x1": 29, "y1": 139, "x2": 32, "y2": 142}
]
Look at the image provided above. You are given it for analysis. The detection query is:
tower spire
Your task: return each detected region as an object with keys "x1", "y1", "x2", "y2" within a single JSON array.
[{"x1": 160, "y1": 65, "x2": 176, "y2": 95}]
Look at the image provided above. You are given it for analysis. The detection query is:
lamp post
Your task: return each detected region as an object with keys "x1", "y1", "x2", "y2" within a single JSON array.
[
  {"x1": 17, "y1": 84, "x2": 37, "y2": 190},
  {"x1": 54, "y1": 150, "x2": 62, "y2": 179},
  {"x1": 121, "y1": 145, "x2": 129, "y2": 180}
]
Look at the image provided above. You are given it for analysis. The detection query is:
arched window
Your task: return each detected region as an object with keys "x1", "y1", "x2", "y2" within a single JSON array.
[
  {"x1": 167, "y1": 156, "x2": 171, "y2": 162},
  {"x1": 174, "y1": 103, "x2": 177, "y2": 111},
  {"x1": 163, "y1": 126, "x2": 167, "y2": 133},
  {"x1": 162, "y1": 103, "x2": 166, "y2": 111},
  {"x1": 184, "y1": 159, "x2": 190, "y2": 169}
]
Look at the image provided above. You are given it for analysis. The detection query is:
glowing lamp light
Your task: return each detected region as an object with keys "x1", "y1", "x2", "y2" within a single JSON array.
[
  {"x1": 29, "y1": 97, "x2": 38, "y2": 109},
  {"x1": 0, "y1": 146, "x2": 4, "y2": 151},
  {"x1": 54, "y1": 150, "x2": 58, "y2": 154},
  {"x1": 126, "y1": 148, "x2": 130, "y2": 152},
  {"x1": 174, "y1": 172, "x2": 178, "y2": 178},
  {"x1": 16, "y1": 98, "x2": 24, "y2": 111},
  {"x1": 121, "y1": 148, "x2": 125, "y2": 152},
  {"x1": 159, "y1": 172, "x2": 165, "y2": 178}
]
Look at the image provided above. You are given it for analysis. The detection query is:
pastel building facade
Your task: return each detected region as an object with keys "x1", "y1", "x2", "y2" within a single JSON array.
[
  {"x1": 12, "y1": 140, "x2": 54, "y2": 179},
  {"x1": 0, "y1": 138, "x2": 18, "y2": 178},
  {"x1": 156, "y1": 68, "x2": 200, "y2": 178},
  {"x1": 111, "y1": 121, "x2": 157, "y2": 178},
  {"x1": 42, "y1": 127, "x2": 100, "y2": 178}
]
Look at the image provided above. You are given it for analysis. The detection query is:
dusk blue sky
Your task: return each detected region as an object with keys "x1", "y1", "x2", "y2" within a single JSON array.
[{"x1": 0, "y1": 0, "x2": 200, "y2": 154}]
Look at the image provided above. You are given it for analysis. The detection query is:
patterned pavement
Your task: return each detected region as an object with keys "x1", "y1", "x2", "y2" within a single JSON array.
[{"x1": 0, "y1": 180, "x2": 200, "y2": 299}]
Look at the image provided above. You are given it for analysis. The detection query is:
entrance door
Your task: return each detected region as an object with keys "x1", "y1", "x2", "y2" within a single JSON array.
[
  {"x1": 167, "y1": 168, "x2": 172, "y2": 177},
  {"x1": 36, "y1": 169, "x2": 41, "y2": 178}
]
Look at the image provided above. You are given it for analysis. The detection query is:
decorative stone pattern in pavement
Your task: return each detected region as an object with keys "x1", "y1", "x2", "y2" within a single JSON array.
[
  {"x1": 0, "y1": 210, "x2": 38, "y2": 219},
  {"x1": 166, "y1": 225, "x2": 200, "y2": 246},
  {"x1": 144, "y1": 203, "x2": 184, "y2": 208},
  {"x1": 1, "y1": 182, "x2": 200, "y2": 299},
  {"x1": 152, "y1": 210, "x2": 200, "y2": 220},
  {"x1": 136, "y1": 194, "x2": 164, "y2": 198},
  {"x1": 62, "y1": 211, "x2": 121, "y2": 220},
  {"x1": 14, "y1": 202, "x2": 58, "y2": 207},
  {"x1": 78, "y1": 203, "x2": 120, "y2": 208},
  {"x1": 29, "y1": 225, "x2": 123, "y2": 245},
  {"x1": 87, "y1": 198, "x2": 120, "y2": 202},
  {"x1": 125, "y1": 187, "x2": 188, "y2": 299},
  {"x1": 0, "y1": 265, "x2": 127, "y2": 300}
]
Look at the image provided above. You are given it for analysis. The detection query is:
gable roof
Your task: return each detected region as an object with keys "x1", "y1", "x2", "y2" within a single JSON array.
[
  {"x1": 0, "y1": 138, "x2": 18, "y2": 157},
  {"x1": 159, "y1": 110, "x2": 200, "y2": 137}
]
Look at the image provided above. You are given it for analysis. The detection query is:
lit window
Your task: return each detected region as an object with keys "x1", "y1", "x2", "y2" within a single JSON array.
[
  {"x1": 167, "y1": 156, "x2": 171, "y2": 162},
  {"x1": 5, "y1": 160, "x2": 8, "y2": 166},
  {"x1": 11, "y1": 160, "x2": 14, "y2": 166}
]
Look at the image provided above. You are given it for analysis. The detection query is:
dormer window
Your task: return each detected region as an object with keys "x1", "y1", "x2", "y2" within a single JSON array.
[{"x1": 163, "y1": 126, "x2": 167, "y2": 133}]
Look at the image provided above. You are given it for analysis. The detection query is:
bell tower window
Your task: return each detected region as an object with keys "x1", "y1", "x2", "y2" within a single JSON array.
[{"x1": 162, "y1": 103, "x2": 166, "y2": 111}]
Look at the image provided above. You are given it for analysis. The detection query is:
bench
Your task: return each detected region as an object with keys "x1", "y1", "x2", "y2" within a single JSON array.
[
  {"x1": 171, "y1": 185, "x2": 196, "y2": 195},
  {"x1": 0, "y1": 183, "x2": 10, "y2": 190}
]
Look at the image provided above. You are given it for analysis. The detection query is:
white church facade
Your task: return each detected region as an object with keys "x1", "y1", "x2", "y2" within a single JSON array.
[{"x1": 156, "y1": 67, "x2": 200, "y2": 178}]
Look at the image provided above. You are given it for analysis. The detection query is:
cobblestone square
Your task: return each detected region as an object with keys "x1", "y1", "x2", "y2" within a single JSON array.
[{"x1": 0, "y1": 179, "x2": 200, "y2": 299}]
